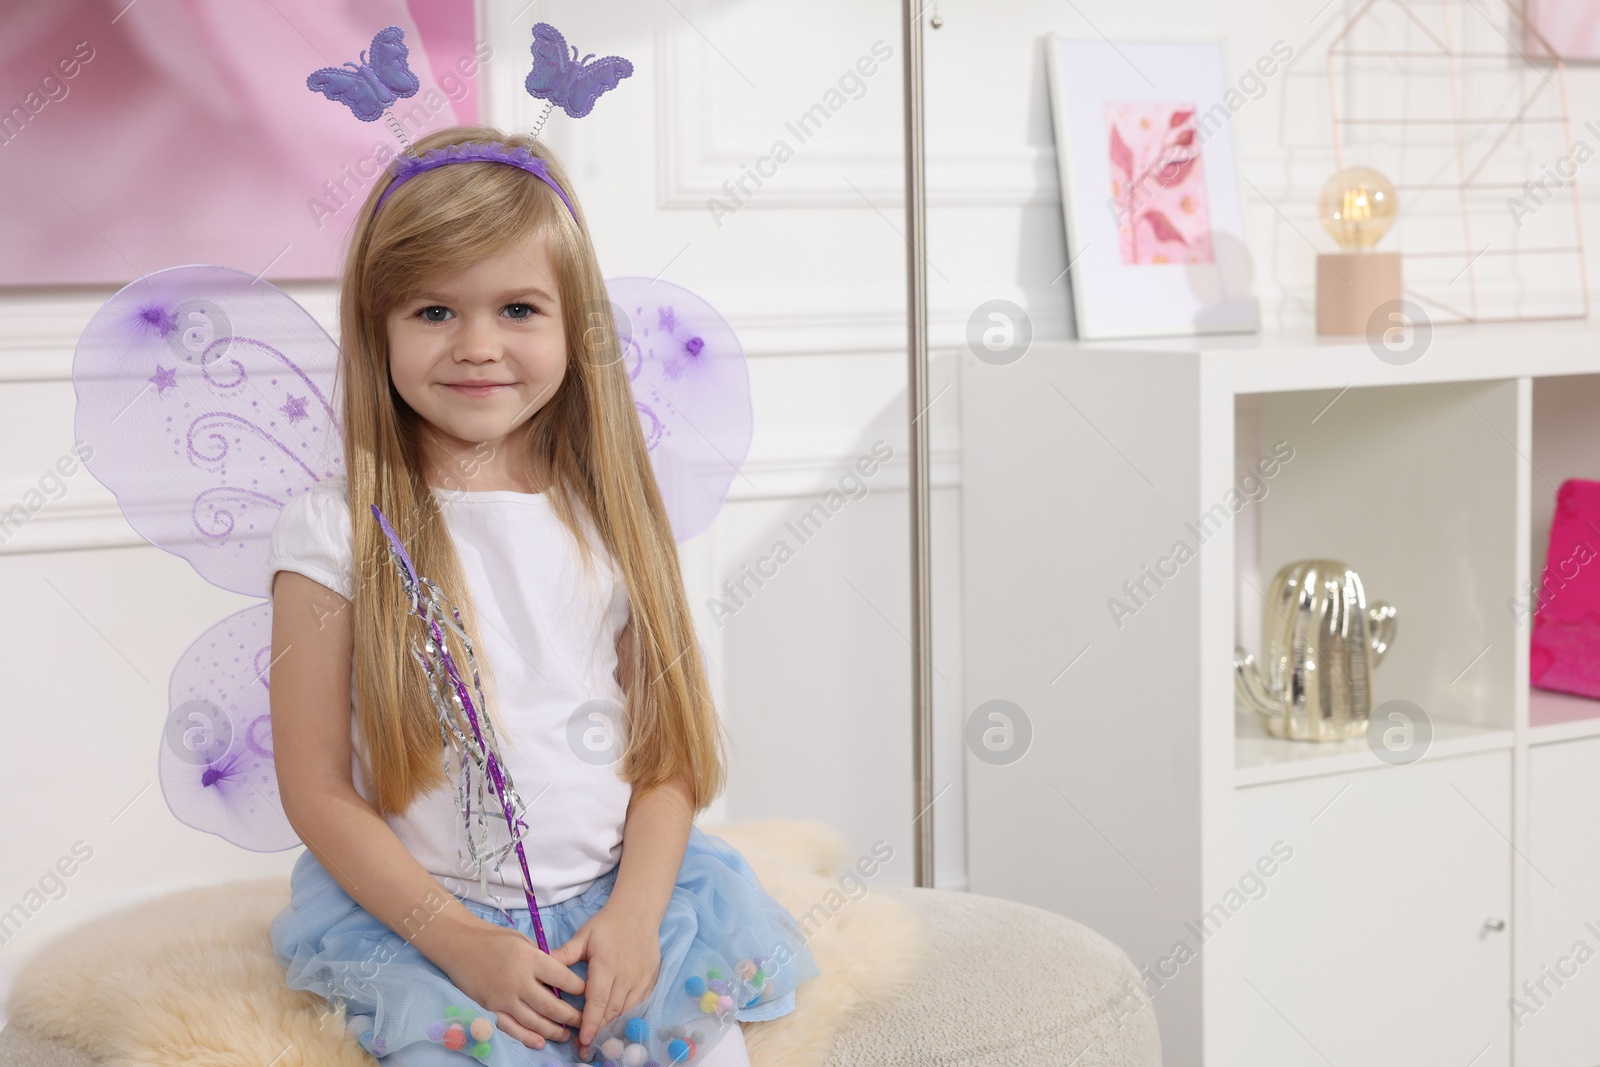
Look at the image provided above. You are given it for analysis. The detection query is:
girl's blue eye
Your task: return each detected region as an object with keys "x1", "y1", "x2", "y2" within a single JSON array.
[
  {"x1": 504, "y1": 303, "x2": 535, "y2": 320},
  {"x1": 418, "y1": 306, "x2": 452, "y2": 323}
]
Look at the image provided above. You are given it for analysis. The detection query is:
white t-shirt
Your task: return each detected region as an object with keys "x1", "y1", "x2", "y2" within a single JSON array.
[{"x1": 266, "y1": 476, "x2": 634, "y2": 910}]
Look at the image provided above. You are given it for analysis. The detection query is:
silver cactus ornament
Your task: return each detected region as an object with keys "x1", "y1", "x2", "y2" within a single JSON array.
[{"x1": 1235, "y1": 559, "x2": 1398, "y2": 741}]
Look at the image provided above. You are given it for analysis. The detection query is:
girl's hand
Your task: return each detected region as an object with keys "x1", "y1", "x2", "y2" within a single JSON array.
[
  {"x1": 550, "y1": 901, "x2": 663, "y2": 1060},
  {"x1": 438, "y1": 917, "x2": 587, "y2": 1052}
]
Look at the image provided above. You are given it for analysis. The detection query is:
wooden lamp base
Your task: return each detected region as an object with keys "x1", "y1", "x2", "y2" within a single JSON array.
[{"x1": 1315, "y1": 251, "x2": 1402, "y2": 336}]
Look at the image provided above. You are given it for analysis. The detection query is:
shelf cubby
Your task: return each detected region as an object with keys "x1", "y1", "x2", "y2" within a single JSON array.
[
  {"x1": 1234, "y1": 378, "x2": 1519, "y2": 777},
  {"x1": 1527, "y1": 373, "x2": 1600, "y2": 729}
]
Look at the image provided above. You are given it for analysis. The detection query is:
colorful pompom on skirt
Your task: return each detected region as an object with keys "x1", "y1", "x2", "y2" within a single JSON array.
[{"x1": 270, "y1": 825, "x2": 820, "y2": 1066}]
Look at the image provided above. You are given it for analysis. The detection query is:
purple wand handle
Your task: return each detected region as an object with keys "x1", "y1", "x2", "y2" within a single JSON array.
[{"x1": 370, "y1": 504, "x2": 564, "y2": 1001}]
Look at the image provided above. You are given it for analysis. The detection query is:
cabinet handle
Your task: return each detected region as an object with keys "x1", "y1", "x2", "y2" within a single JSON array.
[{"x1": 1484, "y1": 917, "x2": 1506, "y2": 932}]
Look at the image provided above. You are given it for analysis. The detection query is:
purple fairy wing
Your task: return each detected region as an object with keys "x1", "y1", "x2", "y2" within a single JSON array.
[
  {"x1": 160, "y1": 602, "x2": 298, "y2": 852},
  {"x1": 605, "y1": 277, "x2": 752, "y2": 543},
  {"x1": 367, "y1": 25, "x2": 421, "y2": 99},
  {"x1": 74, "y1": 264, "x2": 343, "y2": 598},
  {"x1": 75, "y1": 264, "x2": 341, "y2": 852}
]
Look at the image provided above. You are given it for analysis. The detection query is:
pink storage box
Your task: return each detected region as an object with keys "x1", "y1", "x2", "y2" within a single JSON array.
[{"x1": 1530, "y1": 478, "x2": 1600, "y2": 703}]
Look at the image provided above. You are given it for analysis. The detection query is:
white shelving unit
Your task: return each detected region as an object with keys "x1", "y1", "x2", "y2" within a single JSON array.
[{"x1": 959, "y1": 321, "x2": 1600, "y2": 1067}]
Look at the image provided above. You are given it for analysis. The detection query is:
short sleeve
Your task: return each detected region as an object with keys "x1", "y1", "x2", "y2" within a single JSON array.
[{"x1": 267, "y1": 479, "x2": 355, "y2": 600}]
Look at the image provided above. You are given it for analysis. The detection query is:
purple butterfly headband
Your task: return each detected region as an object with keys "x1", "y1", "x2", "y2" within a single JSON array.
[
  {"x1": 307, "y1": 22, "x2": 633, "y2": 219},
  {"x1": 373, "y1": 142, "x2": 579, "y2": 216}
]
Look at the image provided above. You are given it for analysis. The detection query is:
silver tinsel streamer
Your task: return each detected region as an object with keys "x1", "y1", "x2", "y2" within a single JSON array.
[{"x1": 369, "y1": 503, "x2": 560, "y2": 968}]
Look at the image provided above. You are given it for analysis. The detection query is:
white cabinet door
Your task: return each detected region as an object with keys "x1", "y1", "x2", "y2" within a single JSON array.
[
  {"x1": 1230, "y1": 751, "x2": 1511, "y2": 1067},
  {"x1": 1524, "y1": 736, "x2": 1600, "y2": 1067}
]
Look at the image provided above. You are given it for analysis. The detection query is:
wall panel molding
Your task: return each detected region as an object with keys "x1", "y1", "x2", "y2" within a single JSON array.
[
  {"x1": 0, "y1": 445, "x2": 962, "y2": 556},
  {"x1": 654, "y1": 12, "x2": 1055, "y2": 211}
]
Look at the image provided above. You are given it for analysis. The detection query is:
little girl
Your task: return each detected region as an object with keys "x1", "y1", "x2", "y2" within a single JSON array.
[{"x1": 265, "y1": 125, "x2": 819, "y2": 1067}]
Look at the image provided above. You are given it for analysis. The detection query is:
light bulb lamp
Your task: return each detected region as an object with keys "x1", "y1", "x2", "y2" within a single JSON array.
[{"x1": 1314, "y1": 166, "x2": 1401, "y2": 335}]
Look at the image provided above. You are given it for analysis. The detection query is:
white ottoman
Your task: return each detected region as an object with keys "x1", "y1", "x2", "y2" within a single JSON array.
[
  {"x1": 0, "y1": 822, "x2": 1160, "y2": 1067},
  {"x1": 821, "y1": 887, "x2": 1160, "y2": 1066},
  {"x1": 0, "y1": 886, "x2": 1158, "y2": 1067}
]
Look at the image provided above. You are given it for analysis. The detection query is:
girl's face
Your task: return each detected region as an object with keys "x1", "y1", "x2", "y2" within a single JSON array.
[{"x1": 386, "y1": 228, "x2": 567, "y2": 486}]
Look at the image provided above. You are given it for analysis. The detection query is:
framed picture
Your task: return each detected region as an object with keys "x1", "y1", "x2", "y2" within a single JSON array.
[{"x1": 1044, "y1": 36, "x2": 1259, "y2": 340}]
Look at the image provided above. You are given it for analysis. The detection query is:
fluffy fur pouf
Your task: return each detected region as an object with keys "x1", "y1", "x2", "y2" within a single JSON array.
[{"x1": 5, "y1": 819, "x2": 926, "y2": 1067}]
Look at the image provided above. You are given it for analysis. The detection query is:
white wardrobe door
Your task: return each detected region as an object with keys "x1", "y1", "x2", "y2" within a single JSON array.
[
  {"x1": 1524, "y1": 735, "x2": 1600, "y2": 1067},
  {"x1": 1232, "y1": 751, "x2": 1512, "y2": 1067}
]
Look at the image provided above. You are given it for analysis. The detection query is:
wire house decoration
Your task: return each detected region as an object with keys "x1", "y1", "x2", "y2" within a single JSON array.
[{"x1": 1327, "y1": 0, "x2": 1589, "y2": 323}]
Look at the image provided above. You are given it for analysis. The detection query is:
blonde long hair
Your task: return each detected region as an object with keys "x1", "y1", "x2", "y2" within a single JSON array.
[{"x1": 336, "y1": 125, "x2": 725, "y2": 817}]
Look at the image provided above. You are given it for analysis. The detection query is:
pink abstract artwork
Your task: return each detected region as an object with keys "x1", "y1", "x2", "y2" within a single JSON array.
[
  {"x1": 1104, "y1": 102, "x2": 1214, "y2": 266},
  {"x1": 1525, "y1": 0, "x2": 1600, "y2": 59},
  {"x1": 0, "y1": 0, "x2": 481, "y2": 285}
]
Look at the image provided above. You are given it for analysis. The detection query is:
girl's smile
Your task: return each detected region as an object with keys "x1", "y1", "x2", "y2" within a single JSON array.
[{"x1": 443, "y1": 381, "x2": 512, "y2": 397}]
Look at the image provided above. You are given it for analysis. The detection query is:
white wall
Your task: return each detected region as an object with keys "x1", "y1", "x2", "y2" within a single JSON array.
[{"x1": 6, "y1": 0, "x2": 1600, "y2": 1021}]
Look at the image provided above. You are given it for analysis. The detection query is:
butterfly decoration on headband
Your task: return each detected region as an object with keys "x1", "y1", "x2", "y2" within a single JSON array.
[
  {"x1": 526, "y1": 22, "x2": 635, "y2": 119},
  {"x1": 305, "y1": 25, "x2": 420, "y2": 123},
  {"x1": 71, "y1": 26, "x2": 750, "y2": 853}
]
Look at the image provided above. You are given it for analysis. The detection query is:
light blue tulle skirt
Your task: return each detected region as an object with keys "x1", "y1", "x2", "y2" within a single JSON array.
[{"x1": 270, "y1": 825, "x2": 820, "y2": 1066}]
